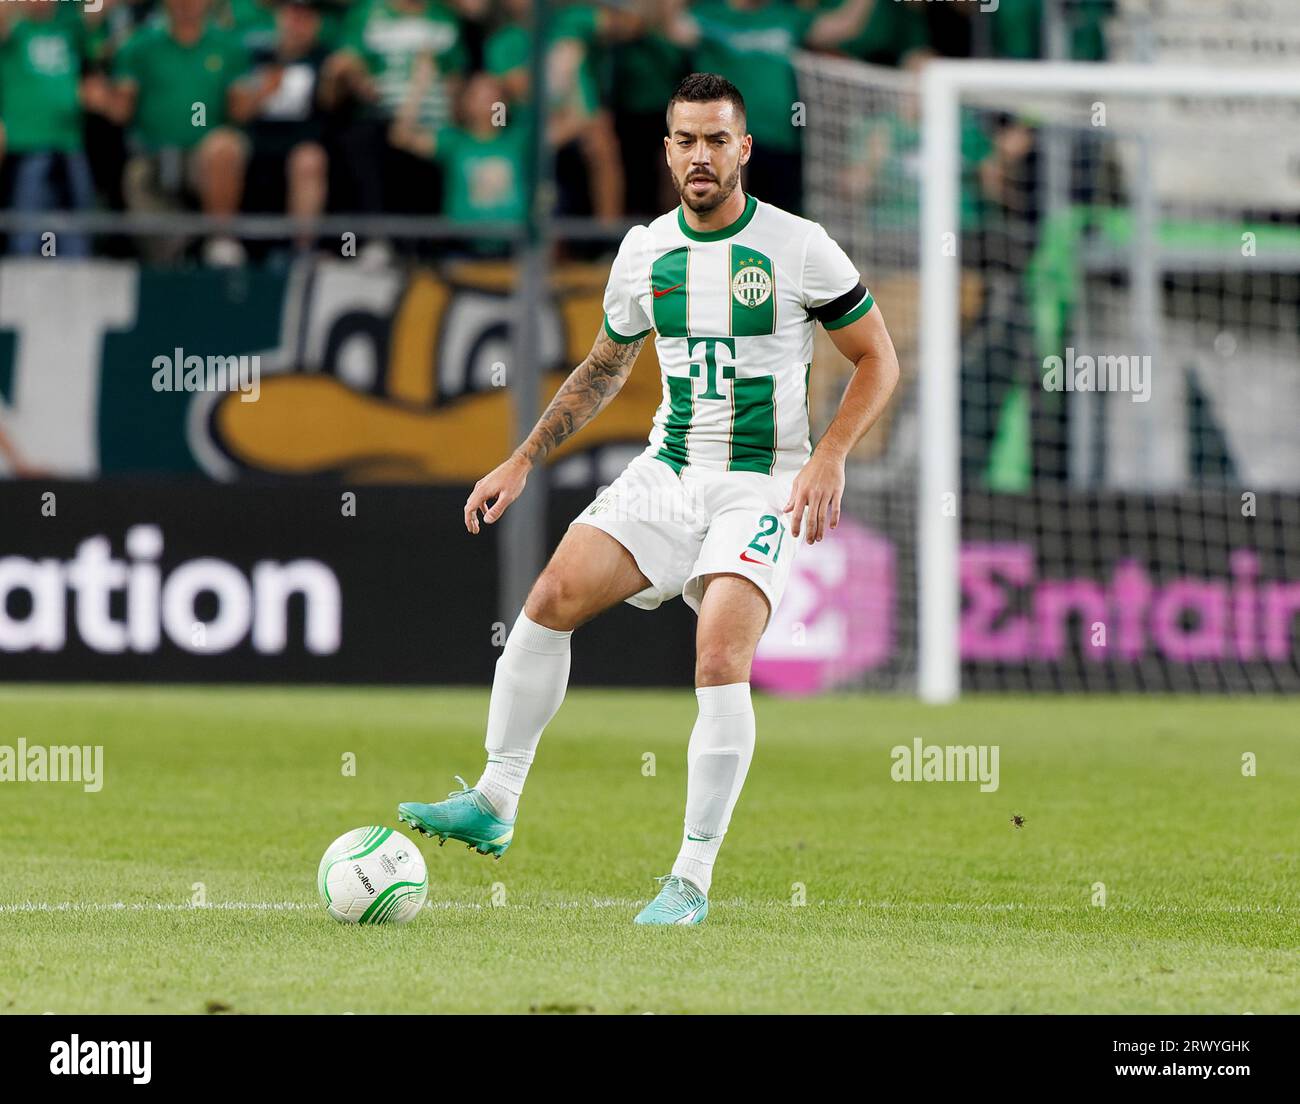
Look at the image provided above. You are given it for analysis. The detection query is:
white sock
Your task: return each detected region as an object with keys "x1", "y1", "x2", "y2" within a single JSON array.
[
  {"x1": 670, "y1": 682, "x2": 755, "y2": 896},
  {"x1": 473, "y1": 611, "x2": 572, "y2": 819}
]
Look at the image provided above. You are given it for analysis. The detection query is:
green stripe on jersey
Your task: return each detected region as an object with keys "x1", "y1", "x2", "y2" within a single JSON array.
[
  {"x1": 823, "y1": 292, "x2": 874, "y2": 331},
  {"x1": 651, "y1": 247, "x2": 690, "y2": 336},
  {"x1": 603, "y1": 315, "x2": 651, "y2": 343},
  {"x1": 804, "y1": 362, "x2": 812, "y2": 451},
  {"x1": 655, "y1": 374, "x2": 694, "y2": 472},
  {"x1": 729, "y1": 375, "x2": 777, "y2": 474},
  {"x1": 729, "y1": 245, "x2": 775, "y2": 336}
]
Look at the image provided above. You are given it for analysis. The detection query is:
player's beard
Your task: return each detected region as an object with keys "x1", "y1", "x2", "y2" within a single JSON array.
[{"x1": 674, "y1": 162, "x2": 741, "y2": 215}]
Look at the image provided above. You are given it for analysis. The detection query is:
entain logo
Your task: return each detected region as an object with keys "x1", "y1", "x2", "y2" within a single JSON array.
[
  {"x1": 752, "y1": 516, "x2": 896, "y2": 695},
  {"x1": 0, "y1": 524, "x2": 341, "y2": 656}
]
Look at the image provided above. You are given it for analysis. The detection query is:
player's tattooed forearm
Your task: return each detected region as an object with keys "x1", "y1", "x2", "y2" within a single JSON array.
[{"x1": 519, "y1": 333, "x2": 645, "y2": 463}]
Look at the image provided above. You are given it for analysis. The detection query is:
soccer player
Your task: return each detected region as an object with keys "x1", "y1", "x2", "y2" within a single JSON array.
[{"x1": 399, "y1": 73, "x2": 899, "y2": 926}]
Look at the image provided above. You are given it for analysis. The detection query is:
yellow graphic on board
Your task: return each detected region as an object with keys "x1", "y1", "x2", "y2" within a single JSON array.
[{"x1": 211, "y1": 262, "x2": 662, "y2": 483}]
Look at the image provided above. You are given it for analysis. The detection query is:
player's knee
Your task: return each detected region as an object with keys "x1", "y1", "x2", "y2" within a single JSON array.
[
  {"x1": 523, "y1": 571, "x2": 585, "y2": 632},
  {"x1": 695, "y1": 644, "x2": 750, "y2": 688}
]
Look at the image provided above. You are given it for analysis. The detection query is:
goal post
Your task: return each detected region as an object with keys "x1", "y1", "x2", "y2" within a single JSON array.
[
  {"x1": 792, "y1": 49, "x2": 1300, "y2": 701},
  {"x1": 917, "y1": 61, "x2": 962, "y2": 705},
  {"x1": 918, "y1": 61, "x2": 1300, "y2": 702}
]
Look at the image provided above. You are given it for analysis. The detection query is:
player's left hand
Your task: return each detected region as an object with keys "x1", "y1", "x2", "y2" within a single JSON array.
[
  {"x1": 464, "y1": 452, "x2": 531, "y2": 534},
  {"x1": 784, "y1": 450, "x2": 845, "y2": 544}
]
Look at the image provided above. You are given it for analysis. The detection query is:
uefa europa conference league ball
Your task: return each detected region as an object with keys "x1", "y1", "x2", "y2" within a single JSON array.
[{"x1": 317, "y1": 826, "x2": 429, "y2": 924}]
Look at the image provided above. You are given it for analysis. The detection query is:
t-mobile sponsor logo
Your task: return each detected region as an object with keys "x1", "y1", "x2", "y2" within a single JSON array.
[
  {"x1": 0, "y1": 525, "x2": 341, "y2": 655},
  {"x1": 964, "y1": 545, "x2": 1300, "y2": 662}
]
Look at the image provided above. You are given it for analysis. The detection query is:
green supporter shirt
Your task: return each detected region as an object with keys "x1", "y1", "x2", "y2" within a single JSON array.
[
  {"x1": 436, "y1": 121, "x2": 530, "y2": 225},
  {"x1": 837, "y1": 0, "x2": 927, "y2": 65},
  {"x1": 985, "y1": 0, "x2": 1109, "y2": 61},
  {"x1": 612, "y1": 31, "x2": 687, "y2": 116},
  {"x1": 486, "y1": 5, "x2": 602, "y2": 118},
  {"x1": 342, "y1": 0, "x2": 467, "y2": 130},
  {"x1": 115, "y1": 21, "x2": 249, "y2": 151},
  {"x1": 851, "y1": 109, "x2": 991, "y2": 233},
  {"x1": 483, "y1": 21, "x2": 525, "y2": 75},
  {"x1": 689, "y1": 0, "x2": 816, "y2": 154},
  {"x1": 222, "y1": 0, "x2": 347, "y2": 51},
  {"x1": 554, "y1": 3, "x2": 602, "y2": 116},
  {"x1": 0, "y1": 17, "x2": 85, "y2": 153},
  {"x1": 223, "y1": 0, "x2": 277, "y2": 52}
]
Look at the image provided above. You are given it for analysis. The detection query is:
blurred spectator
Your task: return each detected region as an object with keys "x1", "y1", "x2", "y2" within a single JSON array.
[
  {"x1": 391, "y1": 65, "x2": 529, "y2": 253},
  {"x1": 911, "y1": 0, "x2": 1111, "y2": 61},
  {"x1": 841, "y1": 52, "x2": 993, "y2": 239},
  {"x1": 610, "y1": 5, "x2": 688, "y2": 217},
  {"x1": 229, "y1": 0, "x2": 332, "y2": 255},
  {"x1": 486, "y1": 0, "x2": 641, "y2": 221},
  {"x1": 330, "y1": 0, "x2": 470, "y2": 217},
  {"x1": 106, "y1": 0, "x2": 251, "y2": 265},
  {"x1": 220, "y1": 0, "x2": 353, "y2": 53},
  {"x1": 224, "y1": 0, "x2": 281, "y2": 52},
  {"x1": 0, "y1": 1, "x2": 98, "y2": 257},
  {"x1": 448, "y1": 0, "x2": 491, "y2": 70},
  {"x1": 833, "y1": 0, "x2": 927, "y2": 66},
  {"x1": 663, "y1": 0, "x2": 875, "y2": 215},
  {"x1": 0, "y1": 0, "x2": 1108, "y2": 265},
  {"x1": 979, "y1": 116, "x2": 1037, "y2": 223},
  {"x1": 343, "y1": 0, "x2": 468, "y2": 133}
]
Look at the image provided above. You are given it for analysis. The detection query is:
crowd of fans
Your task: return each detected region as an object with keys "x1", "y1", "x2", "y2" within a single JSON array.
[{"x1": 0, "y1": 0, "x2": 1110, "y2": 264}]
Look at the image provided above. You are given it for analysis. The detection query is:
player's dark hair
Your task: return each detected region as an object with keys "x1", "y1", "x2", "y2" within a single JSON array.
[{"x1": 666, "y1": 72, "x2": 747, "y2": 134}]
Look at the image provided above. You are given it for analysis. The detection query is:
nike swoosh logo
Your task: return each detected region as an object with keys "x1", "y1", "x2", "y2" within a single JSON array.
[
  {"x1": 738, "y1": 551, "x2": 767, "y2": 565},
  {"x1": 653, "y1": 282, "x2": 683, "y2": 298},
  {"x1": 686, "y1": 834, "x2": 716, "y2": 842}
]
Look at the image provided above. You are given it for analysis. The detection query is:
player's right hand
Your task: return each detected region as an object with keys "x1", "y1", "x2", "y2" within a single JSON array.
[{"x1": 464, "y1": 454, "x2": 531, "y2": 534}]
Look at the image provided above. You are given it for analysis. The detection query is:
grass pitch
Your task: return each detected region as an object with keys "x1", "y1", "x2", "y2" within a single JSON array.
[{"x1": 1, "y1": 686, "x2": 1296, "y2": 1014}]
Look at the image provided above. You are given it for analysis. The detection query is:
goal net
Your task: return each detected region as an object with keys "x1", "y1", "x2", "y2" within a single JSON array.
[{"x1": 790, "y1": 45, "x2": 1300, "y2": 699}]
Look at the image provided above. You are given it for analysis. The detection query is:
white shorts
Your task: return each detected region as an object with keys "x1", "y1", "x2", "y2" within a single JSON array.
[{"x1": 570, "y1": 452, "x2": 799, "y2": 619}]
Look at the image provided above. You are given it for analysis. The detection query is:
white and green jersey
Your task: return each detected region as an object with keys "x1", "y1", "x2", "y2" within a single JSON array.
[{"x1": 602, "y1": 193, "x2": 873, "y2": 476}]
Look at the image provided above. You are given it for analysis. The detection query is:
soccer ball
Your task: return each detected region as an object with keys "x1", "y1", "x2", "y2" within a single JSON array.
[{"x1": 317, "y1": 826, "x2": 428, "y2": 924}]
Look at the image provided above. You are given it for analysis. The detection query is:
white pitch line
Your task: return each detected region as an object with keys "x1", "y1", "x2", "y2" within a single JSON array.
[
  {"x1": 0, "y1": 901, "x2": 1294, "y2": 914},
  {"x1": 0, "y1": 902, "x2": 318, "y2": 913}
]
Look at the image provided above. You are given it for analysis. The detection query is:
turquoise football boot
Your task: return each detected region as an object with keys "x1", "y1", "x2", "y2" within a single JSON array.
[
  {"x1": 633, "y1": 874, "x2": 709, "y2": 926},
  {"x1": 398, "y1": 776, "x2": 515, "y2": 859}
]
